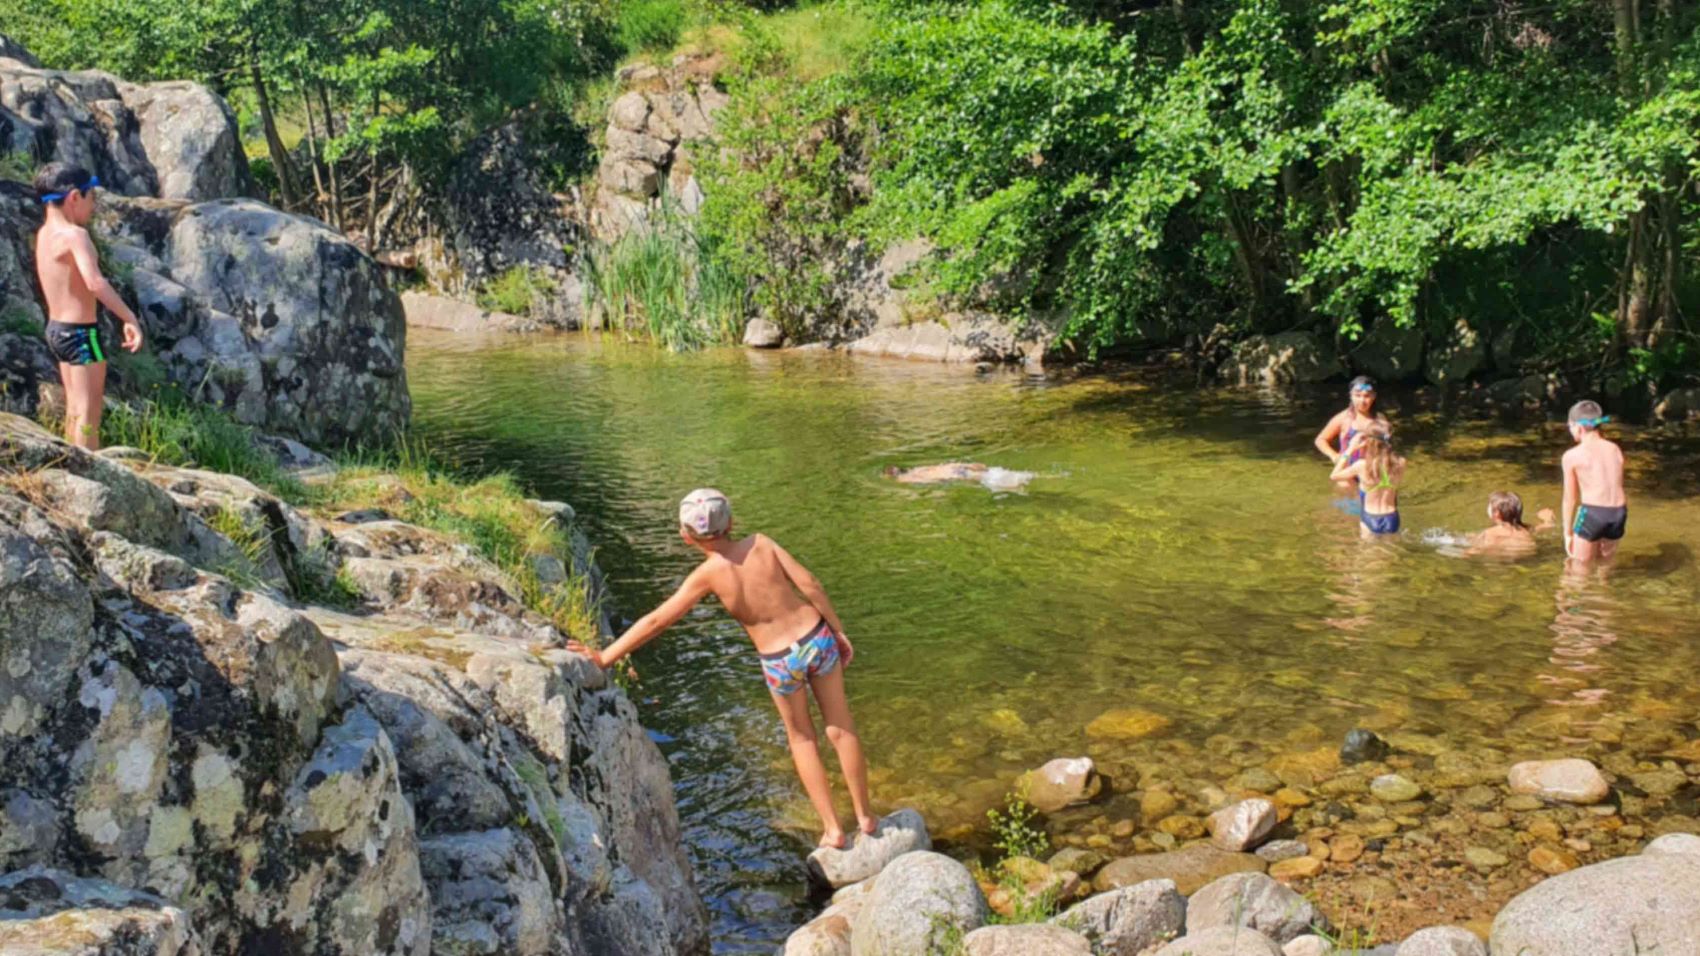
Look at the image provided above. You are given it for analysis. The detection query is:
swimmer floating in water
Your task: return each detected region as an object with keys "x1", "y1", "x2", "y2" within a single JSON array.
[
  {"x1": 1464, "y1": 491, "x2": 1555, "y2": 558},
  {"x1": 1330, "y1": 432, "x2": 1404, "y2": 538},
  {"x1": 883, "y1": 462, "x2": 1035, "y2": 492}
]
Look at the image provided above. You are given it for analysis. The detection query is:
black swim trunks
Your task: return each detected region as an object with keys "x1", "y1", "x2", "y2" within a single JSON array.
[
  {"x1": 1573, "y1": 504, "x2": 1627, "y2": 542},
  {"x1": 44, "y1": 321, "x2": 105, "y2": 366}
]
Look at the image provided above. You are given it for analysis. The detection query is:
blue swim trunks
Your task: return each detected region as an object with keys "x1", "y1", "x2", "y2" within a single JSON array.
[{"x1": 759, "y1": 619, "x2": 840, "y2": 696}]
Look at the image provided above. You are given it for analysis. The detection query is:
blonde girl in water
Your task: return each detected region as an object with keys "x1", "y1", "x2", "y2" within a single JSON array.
[{"x1": 1330, "y1": 432, "x2": 1405, "y2": 537}]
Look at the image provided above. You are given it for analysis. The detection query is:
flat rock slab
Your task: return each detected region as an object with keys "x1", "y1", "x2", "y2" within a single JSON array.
[
  {"x1": 1489, "y1": 853, "x2": 1700, "y2": 956},
  {"x1": 0, "y1": 867, "x2": 202, "y2": 955},
  {"x1": 1095, "y1": 845, "x2": 1267, "y2": 896},
  {"x1": 807, "y1": 808, "x2": 931, "y2": 889}
]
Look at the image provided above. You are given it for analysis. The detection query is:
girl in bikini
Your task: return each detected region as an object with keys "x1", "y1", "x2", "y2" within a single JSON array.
[
  {"x1": 1330, "y1": 432, "x2": 1405, "y2": 537},
  {"x1": 1314, "y1": 377, "x2": 1392, "y2": 488}
]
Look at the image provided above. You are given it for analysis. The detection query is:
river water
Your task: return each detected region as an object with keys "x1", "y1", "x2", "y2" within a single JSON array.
[{"x1": 407, "y1": 331, "x2": 1700, "y2": 951}]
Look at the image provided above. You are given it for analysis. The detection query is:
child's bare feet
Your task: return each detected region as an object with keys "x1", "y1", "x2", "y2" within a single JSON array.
[
  {"x1": 819, "y1": 829, "x2": 848, "y2": 850},
  {"x1": 857, "y1": 814, "x2": 879, "y2": 836}
]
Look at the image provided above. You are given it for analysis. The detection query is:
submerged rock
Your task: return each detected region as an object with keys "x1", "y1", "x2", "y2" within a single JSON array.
[
  {"x1": 850, "y1": 851, "x2": 987, "y2": 956},
  {"x1": 1507, "y1": 759, "x2": 1610, "y2": 805},
  {"x1": 1094, "y1": 845, "x2": 1267, "y2": 896},
  {"x1": 807, "y1": 808, "x2": 932, "y2": 889},
  {"x1": 1340, "y1": 729, "x2": 1390, "y2": 764},
  {"x1": 1022, "y1": 757, "x2": 1104, "y2": 813},
  {"x1": 1086, "y1": 708, "x2": 1173, "y2": 741},
  {"x1": 1209, "y1": 798, "x2": 1278, "y2": 852},
  {"x1": 1050, "y1": 878, "x2": 1186, "y2": 956}
]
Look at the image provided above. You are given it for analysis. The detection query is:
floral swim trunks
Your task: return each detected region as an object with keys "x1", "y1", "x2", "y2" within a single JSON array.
[{"x1": 759, "y1": 619, "x2": 840, "y2": 696}]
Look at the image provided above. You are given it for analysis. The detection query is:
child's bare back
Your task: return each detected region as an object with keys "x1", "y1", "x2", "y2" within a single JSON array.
[
  {"x1": 695, "y1": 534, "x2": 834, "y2": 655},
  {"x1": 1561, "y1": 401, "x2": 1627, "y2": 563}
]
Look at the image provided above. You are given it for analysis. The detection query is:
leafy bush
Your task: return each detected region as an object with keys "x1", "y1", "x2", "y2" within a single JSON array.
[
  {"x1": 618, "y1": 0, "x2": 687, "y2": 53},
  {"x1": 477, "y1": 265, "x2": 557, "y2": 316}
]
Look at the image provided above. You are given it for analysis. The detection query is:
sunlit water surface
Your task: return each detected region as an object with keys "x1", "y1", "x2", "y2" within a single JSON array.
[{"x1": 407, "y1": 331, "x2": 1700, "y2": 952}]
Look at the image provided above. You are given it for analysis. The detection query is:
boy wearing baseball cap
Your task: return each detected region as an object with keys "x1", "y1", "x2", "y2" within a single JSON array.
[
  {"x1": 32, "y1": 162, "x2": 146, "y2": 449},
  {"x1": 566, "y1": 489, "x2": 876, "y2": 849}
]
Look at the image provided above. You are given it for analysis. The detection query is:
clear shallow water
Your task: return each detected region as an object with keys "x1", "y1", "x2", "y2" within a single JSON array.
[{"x1": 407, "y1": 331, "x2": 1700, "y2": 952}]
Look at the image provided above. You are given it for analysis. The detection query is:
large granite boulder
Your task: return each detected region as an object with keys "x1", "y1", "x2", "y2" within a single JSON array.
[
  {"x1": 587, "y1": 58, "x2": 729, "y2": 244},
  {"x1": 1424, "y1": 318, "x2": 1485, "y2": 386},
  {"x1": 1348, "y1": 318, "x2": 1425, "y2": 382},
  {"x1": 1398, "y1": 926, "x2": 1487, "y2": 956},
  {"x1": 0, "y1": 413, "x2": 708, "y2": 956},
  {"x1": 160, "y1": 199, "x2": 408, "y2": 444},
  {"x1": 850, "y1": 851, "x2": 987, "y2": 956},
  {"x1": 1489, "y1": 852, "x2": 1700, "y2": 956},
  {"x1": 0, "y1": 34, "x2": 41, "y2": 68},
  {"x1": 0, "y1": 54, "x2": 249, "y2": 201},
  {"x1": 1219, "y1": 332, "x2": 1342, "y2": 387}
]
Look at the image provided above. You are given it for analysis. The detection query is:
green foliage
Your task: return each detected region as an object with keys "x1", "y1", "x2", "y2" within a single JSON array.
[
  {"x1": 985, "y1": 790, "x2": 1047, "y2": 861},
  {"x1": 99, "y1": 389, "x2": 303, "y2": 498},
  {"x1": 0, "y1": 151, "x2": 33, "y2": 182},
  {"x1": 618, "y1": 0, "x2": 687, "y2": 53},
  {"x1": 477, "y1": 265, "x2": 557, "y2": 316},
  {"x1": 582, "y1": 208, "x2": 748, "y2": 350},
  {"x1": 206, "y1": 505, "x2": 273, "y2": 588},
  {"x1": 0, "y1": 306, "x2": 43, "y2": 338}
]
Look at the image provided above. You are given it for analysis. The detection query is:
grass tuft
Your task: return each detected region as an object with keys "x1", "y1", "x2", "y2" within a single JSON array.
[
  {"x1": 618, "y1": 0, "x2": 687, "y2": 54},
  {"x1": 477, "y1": 264, "x2": 557, "y2": 317},
  {"x1": 582, "y1": 206, "x2": 747, "y2": 350},
  {"x1": 99, "y1": 389, "x2": 303, "y2": 499}
]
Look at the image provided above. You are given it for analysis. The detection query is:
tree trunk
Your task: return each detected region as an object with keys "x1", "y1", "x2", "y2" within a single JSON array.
[
  {"x1": 317, "y1": 83, "x2": 344, "y2": 231},
  {"x1": 300, "y1": 87, "x2": 328, "y2": 219},
  {"x1": 1221, "y1": 191, "x2": 1266, "y2": 317},
  {"x1": 249, "y1": 56, "x2": 297, "y2": 209}
]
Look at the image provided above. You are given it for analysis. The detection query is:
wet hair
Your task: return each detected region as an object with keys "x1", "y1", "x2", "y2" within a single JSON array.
[
  {"x1": 33, "y1": 162, "x2": 95, "y2": 206},
  {"x1": 1488, "y1": 491, "x2": 1527, "y2": 530},
  {"x1": 1349, "y1": 375, "x2": 1377, "y2": 394},
  {"x1": 1358, "y1": 433, "x2": 1395, "y2": 488},
  {"x1": 1568, "y1": 399, "x2": 1605, "y2": 429}
]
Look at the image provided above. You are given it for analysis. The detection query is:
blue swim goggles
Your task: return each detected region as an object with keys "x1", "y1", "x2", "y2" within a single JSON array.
[
  {"x1": 39, "y1": 175, "x2": 100, "y2": 204},
  {"x1": 1573, "y1": 416, "x2": 1611, "y2": 427},
  {"x1": 1351, "y1": 382, "x2": 1375, "y2": 393}
]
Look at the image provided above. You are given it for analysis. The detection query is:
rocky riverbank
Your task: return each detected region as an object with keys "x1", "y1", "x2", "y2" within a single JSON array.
[
  {"x1": 787, "y1": 781, "x2": 1700, "y2": 955},
  {"x1": 0, "y1": 412, "x2": 709, "y2": 954}
]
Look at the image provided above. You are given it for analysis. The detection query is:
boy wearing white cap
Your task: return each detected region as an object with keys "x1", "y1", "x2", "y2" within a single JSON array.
[{"x1": 566, "y1": 489, "x2": 876, "y2": 849}]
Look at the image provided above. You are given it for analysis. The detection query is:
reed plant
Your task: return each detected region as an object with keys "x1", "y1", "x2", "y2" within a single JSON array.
[{"x1": 582, "y1": 207, "x2": 749, "y2": 351}]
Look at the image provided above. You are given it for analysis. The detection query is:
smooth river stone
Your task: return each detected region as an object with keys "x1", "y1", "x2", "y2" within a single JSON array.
[
  {"x1": 784, "y1": 893, "x2": 868, "y2": 956},
  {"x1": 1154, "y1": 926, "x2": 1283, "y2": 956},
  {"x1": 1370, "y1": 774, "x2": 1423, "y2": 802},
  {"x1": 1645, "y1": 833, "x2": 1700, "y2": 857},
  {"x1": 806, "y1": 808, "x2": 931, "y2": 888},
  {"x1": 1021, "y1": 757, "x2": 1103, "y2": 813},
  {"x1": 1506, "y1": 759, "x2": 1610, "y2": 805},
  {"x1": 1094, "y1": 845, "x2": 1266, "y2": 896},
  {"x1": 850, "y1": 851, "x2": 986, "y2": 956},
  {"x1": 1051, "y1": 879, "x2": 1185, "y2": 956},
  {"x1": 1489, "y1": 853, "x2": 1700, "y2": 956},
  {"x1": 1395, "y1": 926, "x2": 1487, "y2": 956},
  {"x1": 1186, "y1": 872, "x2": 1327, "y2": 944},
  {"x1": 1209, "y1": 798, "x2": 1278, "y2": 852},
  {"x1": 964, "y1": 924, "x2": 1092, "y2": 956},
  {"x1": 1086, "y1": 708, "x2": 1172, "y2": 740}
]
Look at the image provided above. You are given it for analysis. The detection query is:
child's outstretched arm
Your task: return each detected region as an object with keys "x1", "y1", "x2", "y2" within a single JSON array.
[
  {"x1": 567, "y1": 565, "x2": 712, "y2": 669},
  {"x1": 769, "y1": 537, "x2": 854, "y2": 665}
]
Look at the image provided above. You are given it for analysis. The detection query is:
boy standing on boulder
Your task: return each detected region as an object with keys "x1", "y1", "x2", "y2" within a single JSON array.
[
  {"x1": 565, "y1": 489, "x2": 878, "y2": 850},
  {"x1": 33, "y1": 162, "x2": 145, "y2": 450},
  {"x1": 1561, "y1": 400, "x2": 1627, "y2": 564}
]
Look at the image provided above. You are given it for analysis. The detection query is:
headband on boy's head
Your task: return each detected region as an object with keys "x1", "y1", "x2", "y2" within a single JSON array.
[
  {"x1": 39, "y1": 175, "x2": 100, "y2": 204},
  {"x1": 1573, "y1": 416, "x2": 1611, "y2": 428},
  {"x1": 1351, "y1": 381, "x2": 1375, "y2": 392}
]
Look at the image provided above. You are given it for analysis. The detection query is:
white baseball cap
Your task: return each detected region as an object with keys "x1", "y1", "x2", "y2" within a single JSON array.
[{"x1": 678, "y1": 488, "x2": 731, "y2": 538}]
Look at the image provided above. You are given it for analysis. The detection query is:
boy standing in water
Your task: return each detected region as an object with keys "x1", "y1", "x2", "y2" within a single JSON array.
[
  {"x1": 33, "y1": 163, "x2": 145, "y2": 450},
  {"x1": 1561, "y1": 400, "x2": 1627, "y2": 564},
  {"x1": 565, "y1": 489, "x2": 877, "y2": 849}
]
